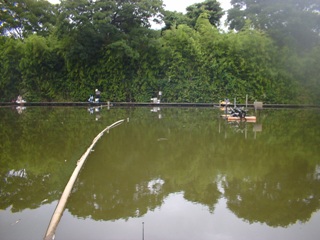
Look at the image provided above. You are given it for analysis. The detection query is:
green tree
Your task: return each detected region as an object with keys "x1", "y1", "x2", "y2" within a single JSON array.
[
  {"x1": 0, "y1": 36, "x2": 23, "y2": 101},
  {"x1": 299, "y1": 45, "x2": 320, "y2": 104},
  {"x1": 162, "y1": 0, "x2": 223, "y2": 31},
  {"x1": 195, "y1": 13, "x2": 227, "y2": 101},
  {"x1": 19, "y1": 35, "x2": 66, "y2": 101},
  {"x1": 127, "y1": 29, "x2": 163, "y2": 102},
  {"x1": 0, "y1": 0, "x2": 57, "y2": 38},
  {"x1": 196, "y1": 16, "x2": 295, "y2": 103},
  {"x1": 53, "y1": 0, "x2": 164, "y2": 101},
  {"x1": 160, "y1": 24, "x2": 207, "y2": 102},
  {"x1": 161, "y1": 10, "x2": 191, "y2": 31},
  {"x1": 227, "y1": 0, "x2": 320, "y2": 51},
  {"x1": 186, "y1": 0, "x2": 223, "y2": 28}
]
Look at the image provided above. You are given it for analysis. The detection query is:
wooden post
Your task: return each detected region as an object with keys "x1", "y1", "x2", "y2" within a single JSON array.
[
  {"x1": 142, "y1": 222, "x2": 145, "y2": 240},
  {"x1": 44, "y1": 119, "x2": 124, "y2": 240},
  {"x1": 246, "y1": 94, "x2": 248, "y2": 109}
]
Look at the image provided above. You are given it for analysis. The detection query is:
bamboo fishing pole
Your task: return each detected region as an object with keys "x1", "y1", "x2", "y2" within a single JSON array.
[{"x1": 44, "y1": 119, "x2": 124, "y2": 240}]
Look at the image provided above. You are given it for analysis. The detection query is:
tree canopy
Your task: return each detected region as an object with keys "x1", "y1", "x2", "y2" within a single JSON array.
[
  {"x1": 0, "y1": 0, "x2": 57, "y2": 38},
  {"x1": 227, "y1": 0, "x2": 320, "y2": 51},
  {"x1": 0, "y1": 0, "x2": 319, "y2": 104}
]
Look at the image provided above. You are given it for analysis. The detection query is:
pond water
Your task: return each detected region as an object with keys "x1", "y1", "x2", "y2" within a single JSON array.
[{"x1": 0, "y1": 106, "x2": 320, "y2": 240}]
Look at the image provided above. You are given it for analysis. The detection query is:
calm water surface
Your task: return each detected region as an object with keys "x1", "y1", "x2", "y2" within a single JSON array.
[{"x1": 0, "y1": 106, "x2": 319, "y2": 240}]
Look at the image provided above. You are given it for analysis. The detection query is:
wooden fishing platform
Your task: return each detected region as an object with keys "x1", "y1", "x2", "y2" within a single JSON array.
[{"x1": 221, "y1": 114, "x2": 257, "y2": 122}]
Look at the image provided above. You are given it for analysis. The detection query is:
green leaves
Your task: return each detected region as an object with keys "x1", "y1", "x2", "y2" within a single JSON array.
[
  {"x1": 18, "y1": 35, "x2": 66, "y2": 101},
  {"x1": 0, "y1": 37, "x2": 23, "y2": 100},
  {"x1": 0, "y1": 0, "x2": 57, "y2": 38},
  {"x1": 162, "y1": 0, "x2": 223, "y2": 30},
  {"x1": 227, "y1": 0, "x2": 320, "y2": 51},
  {"x1": 0, "y1": 0, "x2": 319, "y2": 103},
  {"x1": 186, "y1": 0, "x2": 223, "y2": 28}
]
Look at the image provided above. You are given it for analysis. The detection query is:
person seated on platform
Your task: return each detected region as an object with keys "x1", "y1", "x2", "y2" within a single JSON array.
[
  {"x1": 95, "y1": 89, "x2": 101, "y2": 103},
  {"x1": 16, "y1": 95, "x2": 26, "y2": 104},
  {"x1": 88, "y1": 95, "x2": 94, "y2": 103}
]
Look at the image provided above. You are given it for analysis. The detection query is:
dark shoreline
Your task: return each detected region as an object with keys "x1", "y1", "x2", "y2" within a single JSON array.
[{"x1": 1, "y1": 101, "x2": 319, "y2": 109}]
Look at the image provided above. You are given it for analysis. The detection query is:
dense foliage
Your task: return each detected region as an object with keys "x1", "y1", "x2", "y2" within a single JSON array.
[{"x1": 0, "y1": 0, "x2": 319, "y2": 104}]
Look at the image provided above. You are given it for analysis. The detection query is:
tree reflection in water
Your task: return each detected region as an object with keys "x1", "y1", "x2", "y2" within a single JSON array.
[{"x1": 0, "y1": 107, "x2": 319, "y2": 236}]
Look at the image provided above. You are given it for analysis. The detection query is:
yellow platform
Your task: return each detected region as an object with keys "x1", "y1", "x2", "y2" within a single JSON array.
[{"x1": 221, "y1": 115, "x2": 256, "y2": 122}]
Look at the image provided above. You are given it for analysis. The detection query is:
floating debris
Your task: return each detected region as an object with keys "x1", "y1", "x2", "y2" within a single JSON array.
[{"x1": 11, "y1": 219, "x2": 21, "y2": 225}]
